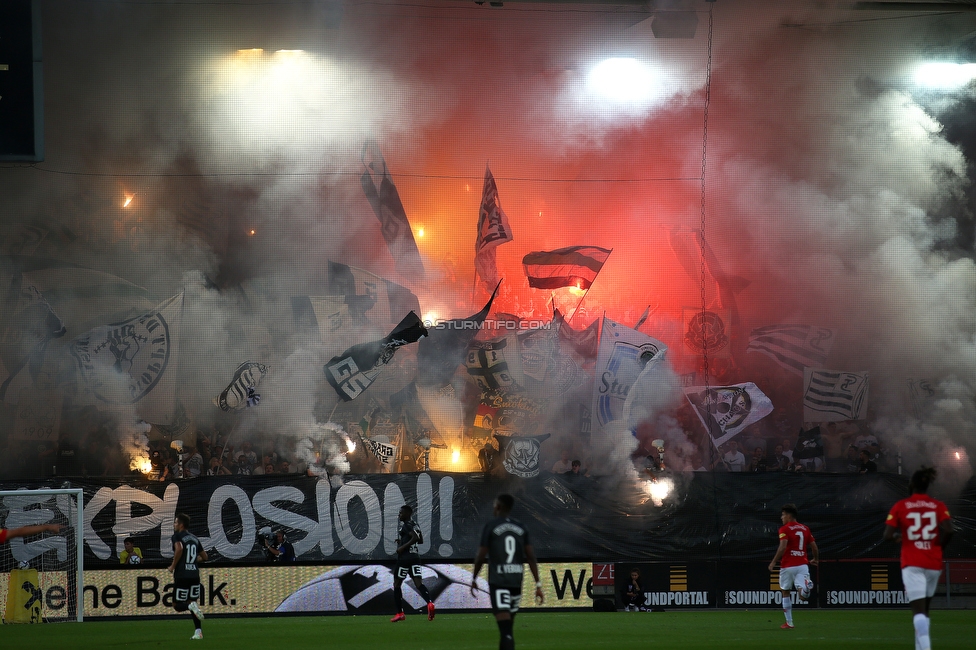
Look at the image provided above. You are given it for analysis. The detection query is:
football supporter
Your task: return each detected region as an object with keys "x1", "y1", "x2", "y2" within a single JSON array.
[
  {"x1": 120, "y1": 537, "x2": 143, "y2": 564},
  {"x1": 167, "y1": 513, "x2": 208, "y2": 640},
  {"x1": 622, "y1": 568, "x2": 644, "y2": 611},
  {"x1": 390, "y1": 505, "x2": 435, "y2": 622},
  {"x1": 471, "y1": 494, "x2": 544, "y2": 650},
  {"x1": 767, "y1": 503, "x2": 819, "y2": 629},
  {"x1": 883, "y1": 467, "x2": 954, "y2": 650},
  {"x1": 0, "y1": 523, "x2": 62, "y2": 544}
]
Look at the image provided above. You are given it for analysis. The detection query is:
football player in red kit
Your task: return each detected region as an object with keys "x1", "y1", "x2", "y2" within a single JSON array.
[
  {"x1": 884, "y1": 467, "x2": 953, "y2": 650},
  {"x1": 768, "y1": 503, "x2": 819, "y2": 629}
]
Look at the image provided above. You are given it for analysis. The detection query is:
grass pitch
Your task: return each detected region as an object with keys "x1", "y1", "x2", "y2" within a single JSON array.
[{"x1": 0, "y1": 610, "x2": 972, "y2": 649}]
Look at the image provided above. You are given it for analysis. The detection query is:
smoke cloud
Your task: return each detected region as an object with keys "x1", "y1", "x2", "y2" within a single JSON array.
[{"x1": 0, "y1": 0, "x2": 974, "y2": 494}]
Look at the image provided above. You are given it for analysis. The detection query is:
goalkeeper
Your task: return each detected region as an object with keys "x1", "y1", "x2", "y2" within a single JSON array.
[{"x1": 0, "y1": 523, "x2": 62, "y2": 544}]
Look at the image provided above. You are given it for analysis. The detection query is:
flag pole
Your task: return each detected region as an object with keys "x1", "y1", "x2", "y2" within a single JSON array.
[{"x1": 569, "y1": 248, "x2": 613, "y2": 323}]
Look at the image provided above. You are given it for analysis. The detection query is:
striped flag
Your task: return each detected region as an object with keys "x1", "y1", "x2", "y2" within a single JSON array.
[
  {"x1": 522, "y1": 246, "x2": 611, "y2": 290},
  {"x1": 747, "y1": 325, "x2": 834, "y2": 376},
  {"x1": 803, "y1": 369, "x2": 869, "y2": 421}
]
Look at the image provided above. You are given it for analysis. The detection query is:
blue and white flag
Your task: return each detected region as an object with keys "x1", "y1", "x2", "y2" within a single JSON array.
[
  {"x1": 803, "y1": 369, "x2": 869, "y2": 421},
  {"x1": 747, "y1": 325, "x2": 834, "y2": 376},
  {"x1": 592, "y1": 317, "x2": 667, "y2": 430}
]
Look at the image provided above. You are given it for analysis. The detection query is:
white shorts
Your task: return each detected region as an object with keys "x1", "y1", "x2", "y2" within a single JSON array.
[
  {"x1": 779, "y1": 565, "x2": 810, "y2": 591},
  {"x1": 902, "y1": 566, "x2": 941, "y2": 602}
]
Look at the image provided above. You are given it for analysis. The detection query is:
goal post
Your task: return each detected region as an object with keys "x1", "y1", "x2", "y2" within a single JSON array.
[{"x1": 1, "y1": 488, "x2": 84, "y2": 622}]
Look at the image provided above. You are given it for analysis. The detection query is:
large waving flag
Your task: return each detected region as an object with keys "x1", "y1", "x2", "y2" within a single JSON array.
[
  {"x1": 291, "y1": 261, "x2": 421, "y2": 340},
  {"x1": 592, "y1": 317, "x2": 667, "y2": 430},
  {"x1": 747, "y1": 325, "x2": 834, "y2": 376},
  {"x1": 668, "y1": 227, "x2": 747, "y2": 326},
  {"x1": 361, "y1": 141, "x2": 426, "y2": 279},
  {"x1": 474, "y1": 167, "x2": 514, "y2": 288},
  {"x1": 324, "y1": 312, "x2": 428, "y2": 401},
  {"x1": 522, "y1": 246, "x2": 611, "y2": 290},
  {"x1": 553, "y1": 308, "x2": 599, "y2": 359},
  {"x1": 684, "y1": 382, "x2": 774, "y2": 447},
  {"x1": 803, "y1": 369, "x2": 869, "y2": 421},
  {"x1": 417, "y1": 284, "x2": 498, "y2": 388},
  {"x1": 69, "y1": 293, "x2": 184, "y2": 424},
  {"x1": 0, "y1": 283, "x2": 66, "y2": 402}
]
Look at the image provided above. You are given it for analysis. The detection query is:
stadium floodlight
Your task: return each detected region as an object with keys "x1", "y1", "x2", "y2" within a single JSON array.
[
  {"x1": 912, "y1": 61, "x2": 976, "y2": 89},
  {"x1": 585, "y1": 57, "x2": 660, "y2": 108},
  {"x1": 0, "y1": 488, "x2": 84, "y2": 623}
]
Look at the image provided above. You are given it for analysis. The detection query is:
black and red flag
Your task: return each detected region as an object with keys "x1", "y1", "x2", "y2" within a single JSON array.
[{"x1": 522, "y1": 245, "x2": 611, "y2": 290}]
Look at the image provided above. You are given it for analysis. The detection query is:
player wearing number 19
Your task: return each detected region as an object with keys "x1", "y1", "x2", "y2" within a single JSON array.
[
  {"x1": 168, "y1": 513, "x2": 209, "y2": 640},
  {"x1": 883, "y1": 467, "x2": 954, "y2": 650},
  {"x1": 471, "y1": 494, "x2": 544, "y2": 650}
]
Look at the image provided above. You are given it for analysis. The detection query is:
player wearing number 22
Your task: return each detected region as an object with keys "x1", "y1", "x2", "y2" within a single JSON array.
[
  {"x1": 768, "y1": 503, "x2": 818, "y2": 630},
  {"x1": 884, "y1": 467, "x2": 954, "y2": 650},
  {"x1": 471, "y1": 494, "x2": 544, "y2": 650},
  {"x1": 168, "y1": 513, "x2": 209, "y2": 640}
]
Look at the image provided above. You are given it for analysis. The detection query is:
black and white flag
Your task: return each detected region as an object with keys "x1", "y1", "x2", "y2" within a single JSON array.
[
  {"x1": 803, "y1": 369, "x2": 869, "y2": 421},
  {"x1": 747, "y1": 325, "x2": 834, "y2": 376},
  {"x1": 494, "y1": 433, "x2": 551, "y2": 479},
  {"x1": 325, "y1": 311, "x2": 427, "y2": 401},
  {"x1": 362, "y1": 437, "x2": 398, "y2": 471},
  {"x1": 214, "y1": 361, "x2": 268, "y2": 411}
]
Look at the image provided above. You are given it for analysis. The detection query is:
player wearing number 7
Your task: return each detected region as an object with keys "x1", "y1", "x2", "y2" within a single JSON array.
[
  {"x1": 768, "y1": 503, "x2": 818, "y2": 629},
  {"x1": 471, "y1": 494, "x2": 544, "y2": 650},
  {"x1": 168, "y1": 513, "x2": 208, "y2": 640},
  {"x1": 883, "y1": 467, "x2": 954, "y2": 650}
]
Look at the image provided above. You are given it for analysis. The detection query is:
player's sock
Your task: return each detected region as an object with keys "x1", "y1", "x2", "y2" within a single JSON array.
[
  {"x1": 415, "y1": 580, "x2": 432, "y2": 603},
  {"x1": 497, "y1": 618, "x2": 515, "y2": 650},
  {"x1": 393, "y1": 583, "x2": 404, "y2": 614},
  {"x1": 191, "y1": 612, "x2": 202, "y2": 632},
  {"x1": 782, "y1": 597, "x2": 793, "y2": 626},
  {"x1": 913, "y1": 614, "x2": 931, "y2": 650}
]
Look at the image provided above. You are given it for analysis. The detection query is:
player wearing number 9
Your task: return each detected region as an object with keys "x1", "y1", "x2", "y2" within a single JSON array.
[
  {"x1": 168, "y1": 513, "x2": 209, "y2": 640},
  {"x1": 883, "y1": 467, "x2": 954, "y2": 650},
  {"x1": 470, "y1": 494, "x2": 543, "y2": 650}
]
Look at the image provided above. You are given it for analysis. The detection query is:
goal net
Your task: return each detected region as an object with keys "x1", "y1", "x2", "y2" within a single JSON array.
[{"x1": 0, "y1": 488, "x2": 84, "y2": 623}]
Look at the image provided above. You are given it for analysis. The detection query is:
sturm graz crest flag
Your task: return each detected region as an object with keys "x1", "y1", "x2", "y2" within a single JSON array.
[
  {"x1": 325, "y1": 311, "x2": 427, "y2": 401},
  {"x1": 494, "y1": 433, "x2": 551, "y2": 478}
]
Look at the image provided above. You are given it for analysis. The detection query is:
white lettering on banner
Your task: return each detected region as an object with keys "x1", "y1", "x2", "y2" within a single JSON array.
[
  {"x1": 83, "y1": 487, "x2": 116, "y2": 559},
  {"x1": 333, "y1": 481, "x2": 383, "y2": 555},
  {"x1": 723, "y1": 591, "x2": 809, "y2": 606},
  {"x1": 416, "y1": 473, "x2": 432, "y2": 555},
  {"x1": 382, "y1": 483, "x2": 406, "y2": 555},
  {"x1": 252, "y1": 485, "x2": 329, "y2": 557},
  {"x1": 63, "y1": 474, "x2": 456, "y2": 561},
  {"x1": 112, "y1": 484, "x2": 179, "y2": 559},
  {"x1": 2, "y1": 493, "x2": 68, "y2": 563},
  {"x1": 826, "y1": 590, "x2": 908, "y2": 605},
  {"x1": 643, "y1": 591, "x2": 710, "y2": 606},
  {"x1": 203, "y1": 485, "x2": 256, "y2": 559}
]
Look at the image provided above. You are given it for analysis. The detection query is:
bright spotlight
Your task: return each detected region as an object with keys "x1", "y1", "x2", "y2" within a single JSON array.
[
  {"x1": 586, "y1": 58, "x2": 659, "y2": 107},
  {"x1": 912, "y1": 62, "x2": 976, "y2": 89}
]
